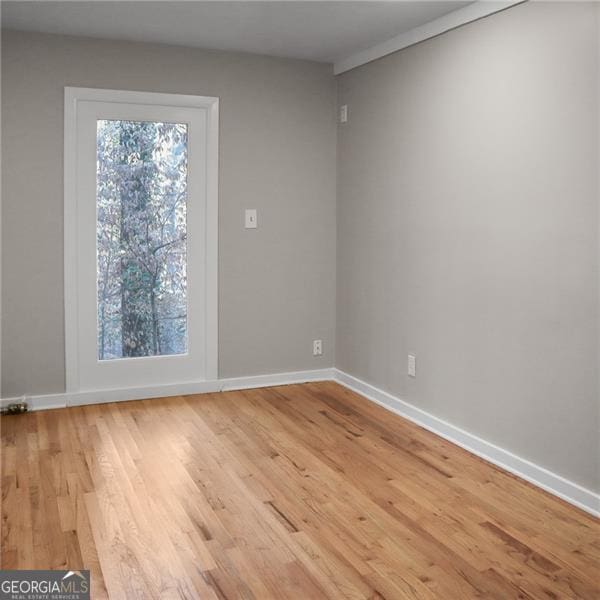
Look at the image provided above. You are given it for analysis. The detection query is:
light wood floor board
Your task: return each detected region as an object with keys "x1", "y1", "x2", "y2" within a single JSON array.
[{"x1": 1, "y1": 382, "x2": 599, "y2": 598}]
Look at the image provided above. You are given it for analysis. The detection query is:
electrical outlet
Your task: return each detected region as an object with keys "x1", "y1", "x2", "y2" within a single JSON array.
[
  {"x1": 408, "y1": 354, "x2": 416, "y2": 377},
  {"x1": 339, "y1": 104, "x2": 348, "y2": 123},
  {"x1": 313, "y1": 339, "x2": 323, "y2": 356}
]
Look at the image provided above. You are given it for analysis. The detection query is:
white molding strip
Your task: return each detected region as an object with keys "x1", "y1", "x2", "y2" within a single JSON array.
[
  {"x1": 2, "y1": 365, "x2": 597, "y2": 518},
  {"x1": 333, "y1": 0, "x2": 525, "y2": 75},
  {"x1": 333, "y1": 369, "x2": 600, "y2": 518},
  {"x1": 0, "y1": 368, "x2": 335, "y2": 411}
]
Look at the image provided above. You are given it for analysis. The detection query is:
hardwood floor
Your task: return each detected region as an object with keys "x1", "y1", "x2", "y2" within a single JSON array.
[{"x1": 1, "y1": 382, "x2": 598, "y2": 599}]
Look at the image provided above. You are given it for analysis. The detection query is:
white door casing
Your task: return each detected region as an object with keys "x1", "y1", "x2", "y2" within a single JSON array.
[{"x1": 64, "y1": 87, "x2": 218, "y2": 393}]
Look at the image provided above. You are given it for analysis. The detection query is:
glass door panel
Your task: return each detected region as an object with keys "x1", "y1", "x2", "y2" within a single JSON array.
[
  {"x1": 65, "y1": 89, "x2": 218, "y2": 394},
  {"x1": 96, "y1": 120, "x2": 189, "y2": 360}
]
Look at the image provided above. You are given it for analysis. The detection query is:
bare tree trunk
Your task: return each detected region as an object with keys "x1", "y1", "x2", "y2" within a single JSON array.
[{"x1": 119, "y1": 122, "x2": 153, "y2": 357}]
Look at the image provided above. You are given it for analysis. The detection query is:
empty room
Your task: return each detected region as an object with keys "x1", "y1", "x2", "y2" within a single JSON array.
[{"x1": 1, "y1": 0, "x2": 599, "y2": 598}]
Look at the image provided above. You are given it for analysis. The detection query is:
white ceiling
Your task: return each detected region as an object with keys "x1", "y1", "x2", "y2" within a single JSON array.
[{"x1": 1, "y1": 1, "x2": 472, "y2": 64}]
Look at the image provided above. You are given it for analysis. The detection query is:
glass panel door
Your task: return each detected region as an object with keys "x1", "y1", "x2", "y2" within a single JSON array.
[{"x1": 65, "y1": 89, "x2": 218, "y2": 394}]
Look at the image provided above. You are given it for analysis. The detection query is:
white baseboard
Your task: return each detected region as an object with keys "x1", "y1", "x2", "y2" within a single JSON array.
[
  {"x1": 0, "y1": 368, "x2": 335, "y2": 412},
  {"x1": 333, "y1": 369, "x2": 600, "y2": 518},
  {"x1": 2, "y1": 366, "x2": 597, "y2": 518}
]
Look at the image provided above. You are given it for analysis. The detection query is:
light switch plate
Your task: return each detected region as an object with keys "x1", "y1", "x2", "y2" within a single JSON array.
[{"x1": 245, "y1": 209, "x2": 257, "y2": 229}]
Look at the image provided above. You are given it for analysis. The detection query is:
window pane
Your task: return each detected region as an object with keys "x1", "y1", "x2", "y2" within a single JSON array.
[{"x1": 96, "y1": 120, "x2": 188, "y2": 360}]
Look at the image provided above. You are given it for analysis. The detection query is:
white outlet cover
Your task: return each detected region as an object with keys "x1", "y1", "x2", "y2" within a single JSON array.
[{"x1": 408, "y1": 354, "x2": 416, "y2": 377}]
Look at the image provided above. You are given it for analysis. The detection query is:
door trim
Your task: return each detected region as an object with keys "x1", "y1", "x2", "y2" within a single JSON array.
[{"x1": 64, "y1": 87, "x2": 219, "y2": 392}]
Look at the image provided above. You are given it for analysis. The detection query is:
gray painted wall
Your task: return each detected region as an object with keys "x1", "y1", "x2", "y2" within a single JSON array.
[
  {"x1": 1, "y1": 2, "x2": 598, "y2": 493},
  {"x1": 1, "y1": 31, "x2": 337, "y2": 396},
  {"x1": 336, "y1": 1, "x2": 599, "y2": 492}
]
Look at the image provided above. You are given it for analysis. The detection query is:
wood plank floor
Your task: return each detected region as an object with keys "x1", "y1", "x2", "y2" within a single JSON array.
[{"x1": 1, "y1": 382, "x2": 599, "y2": 599}]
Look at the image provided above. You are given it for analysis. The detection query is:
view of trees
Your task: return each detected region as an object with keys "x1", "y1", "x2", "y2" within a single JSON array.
[{"x1": 96, "y1": 119, "x2": 188, "y2": 360}]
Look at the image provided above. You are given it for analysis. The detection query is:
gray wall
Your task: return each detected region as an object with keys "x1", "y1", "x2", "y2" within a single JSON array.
[
  {"x1": 2, "y1": 3, "x2": 598, "y2": 493},
  {"x1": 336, "y1": 1, "x2": 599, "y2": 492},
  {"x1": 1, "y1": 31, "x2": 337, "y2": 396}
]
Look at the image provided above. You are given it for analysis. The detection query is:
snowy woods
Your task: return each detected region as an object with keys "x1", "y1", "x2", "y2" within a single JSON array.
[{"x1": 96, "y1": 119, "x2": 188, "y2": 359}]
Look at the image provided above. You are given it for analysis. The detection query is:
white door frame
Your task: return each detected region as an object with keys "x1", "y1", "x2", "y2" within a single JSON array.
[{"x1": 64, "y1": 87, "x2": 219, "y2": 393}]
